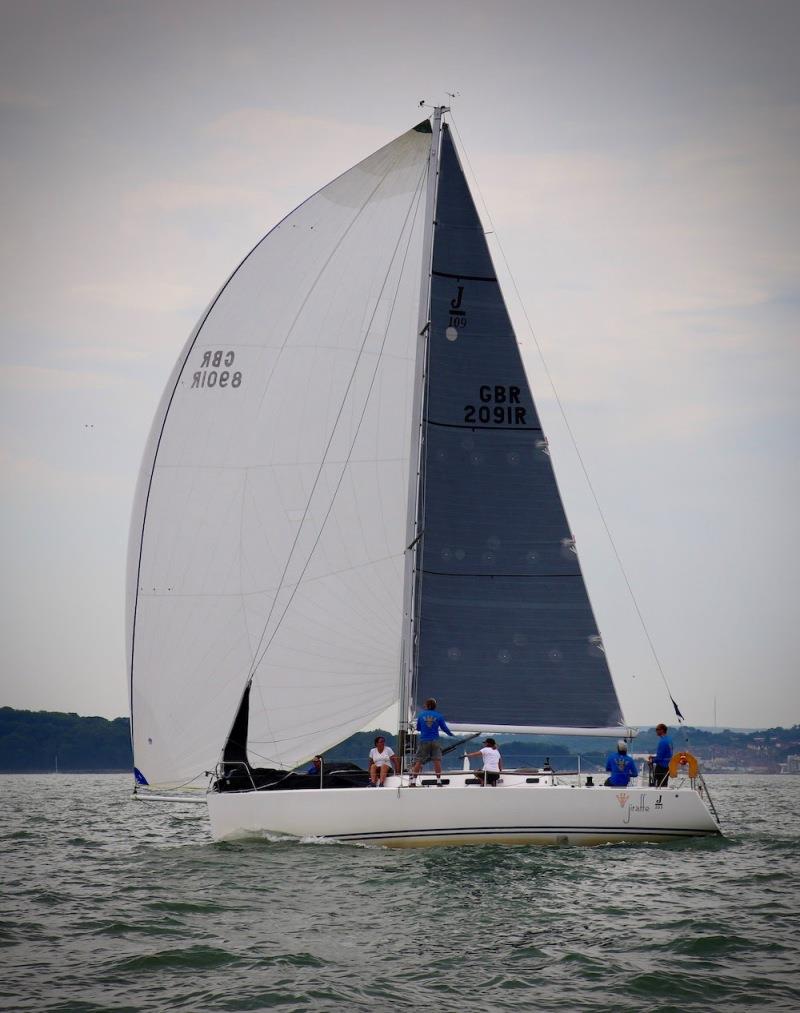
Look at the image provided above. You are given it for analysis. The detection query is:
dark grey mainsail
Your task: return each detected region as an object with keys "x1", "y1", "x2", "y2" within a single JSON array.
[{"x1": 413, "y1": 125, "x2": 624, "y2": 731}]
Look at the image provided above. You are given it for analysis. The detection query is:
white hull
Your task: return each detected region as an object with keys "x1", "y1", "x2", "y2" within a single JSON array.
[{"x1": 207, "y1": 773, "x2": 721, "y2": 848}]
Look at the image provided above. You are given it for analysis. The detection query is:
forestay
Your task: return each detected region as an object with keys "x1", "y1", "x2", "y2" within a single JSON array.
[
  {"x1": 412, "y1": 125, "x2": 625, "y2": 734},
  {"x1": 128, "y1": 123, "x2": 432, "y2": 789}
]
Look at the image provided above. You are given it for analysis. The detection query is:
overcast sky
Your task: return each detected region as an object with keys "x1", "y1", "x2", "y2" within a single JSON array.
[{"x1": 1, "y1": 0, "x2": 798, "y2": 730}]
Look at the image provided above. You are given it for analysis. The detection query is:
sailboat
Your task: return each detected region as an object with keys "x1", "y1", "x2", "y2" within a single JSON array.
[{"x1": 128, "y1": 107, "x2": 721, "y2": 846}]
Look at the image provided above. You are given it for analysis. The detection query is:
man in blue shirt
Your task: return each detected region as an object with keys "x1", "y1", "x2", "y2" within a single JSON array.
[
  {"x1": 604, "y1": 740, "x2": 638, "y2": 787},
  {"x1": 649, "y1": 723, "x2": 673, "y2": 786},
  {"x1": 408, "y1": 697, "x2": 455, "y2": 786}
]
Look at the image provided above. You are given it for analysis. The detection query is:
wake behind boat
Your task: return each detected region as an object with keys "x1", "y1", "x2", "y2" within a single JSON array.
[{"x1": 127, "y1": 107, "x2": 721, "y2": 846}]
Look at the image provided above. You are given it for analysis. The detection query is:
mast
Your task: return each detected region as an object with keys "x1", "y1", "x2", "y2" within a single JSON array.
[{"x1": 398, "y1": 106, "x2": 447, "y2": 737}]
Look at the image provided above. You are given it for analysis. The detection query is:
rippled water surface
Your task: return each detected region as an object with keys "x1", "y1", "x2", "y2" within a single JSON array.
[{"x1": 2, "y1": 774, "x2": 799, "y2": 1011}]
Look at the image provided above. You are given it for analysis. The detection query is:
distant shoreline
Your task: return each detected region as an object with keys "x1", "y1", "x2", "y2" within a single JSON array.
[
  {"x1": 1, "y1": 769, "x2": 130, "y2": 775},
  {"x1": 2, "y1": 706, "x2": 798, "y2": 775}
]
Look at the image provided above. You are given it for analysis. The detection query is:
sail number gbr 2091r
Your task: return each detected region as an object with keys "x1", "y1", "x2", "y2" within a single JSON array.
[
  {"x1": 464, "y1": 385, "x2": 527, "y2": 426},
  {"x1": 190, "y1": 350, "x2": 242, "y2": 390}
]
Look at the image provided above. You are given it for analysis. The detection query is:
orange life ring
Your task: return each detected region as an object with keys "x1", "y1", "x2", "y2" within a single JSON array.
[{"x1": 668, "y1": 750, "x2": 699, "y2": 778}]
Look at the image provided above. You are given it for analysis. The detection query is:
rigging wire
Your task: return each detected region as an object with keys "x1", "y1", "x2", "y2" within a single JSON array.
[
  {"x1": 242, "y1": 165, "x2": 417, "y2": 683},
  {"x1": 447, "y1": 111, "x2": 684, "y2": 725},
  {"x1": 409, "y1": 323, "x2": 432, "y2": 719},
  {"x1": 240, "y1": 158, "x2": 430, "y2": 759},
  {"x1": 208, "y1": 148, "x2": 430, "y2": 780},
  {"x1": 406, "y1": 239, "x2": 436, "y2": 730},
  {"x1": 249, "y1": 167, "x2": 427, "y2": 671}
]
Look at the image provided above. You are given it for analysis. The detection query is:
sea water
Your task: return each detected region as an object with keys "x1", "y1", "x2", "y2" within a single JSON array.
[{"x1": 1, "y1": 774, "x2": 798, "y2": 1011}]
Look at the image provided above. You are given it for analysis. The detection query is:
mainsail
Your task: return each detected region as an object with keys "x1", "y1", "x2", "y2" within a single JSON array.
[
  {"x1": 412, "y1": 125, "x2": 625, "y2": 733},
  {"x1": 127, "y1": 123, "x2": 432, "y2": 789}
]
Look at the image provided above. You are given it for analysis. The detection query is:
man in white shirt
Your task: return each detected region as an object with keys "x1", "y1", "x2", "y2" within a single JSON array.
[
  {"x1": 368, "y1": 736, "x2": 400, "y2": 786},
  {"x1": 465, "y1": 737, "x2": 503, "y2": 786}
]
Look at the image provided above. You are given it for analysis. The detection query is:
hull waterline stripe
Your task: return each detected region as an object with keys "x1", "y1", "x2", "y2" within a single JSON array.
[{"x1": 327, "y1": 825, "x2": 721, "y2": 843}]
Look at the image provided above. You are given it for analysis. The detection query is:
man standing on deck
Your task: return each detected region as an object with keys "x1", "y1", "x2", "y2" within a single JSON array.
[
  {"x1": 408, "y1": 698, "x2": 455, "y2": 787},
  {"x1": 649, "y1": 723, "x2": 673, "y2": 786}
]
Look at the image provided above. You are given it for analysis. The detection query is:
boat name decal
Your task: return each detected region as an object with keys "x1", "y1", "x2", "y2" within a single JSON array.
[
  {"x1": 464, "y1": 385, "x2": 527, "y2": 425},
  {"x1": 621, "y1": 792, "x2": 661, "y2": 824},
  {"x1": 190, "y1": 350, "x2": 243, "y2": 390}
]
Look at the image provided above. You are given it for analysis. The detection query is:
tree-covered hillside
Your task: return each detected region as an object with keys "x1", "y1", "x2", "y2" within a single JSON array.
[
  {"x1": 1, "y1": 706, "x2": 798, "y2": 773},
  {"x1": 0, "y1": 708, "x2": 132, "y2": 772}
]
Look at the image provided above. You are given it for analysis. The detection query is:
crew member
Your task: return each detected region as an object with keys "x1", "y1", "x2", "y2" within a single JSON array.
[
  {"x1": 604, "y1": 740, "x2": 638, "y2": 787},
  {"x1": 465, "y1": 737, "x2": 503, "y2": 786},
  {"x1": 368, "y1": 736, "x2": 400, "y2": 786},
  {"x1": 409, "y1": 698, "x2": 455, "y2": 786},
  {"x1": 649, "y1": 723, "x2": 673, "y2": 786}
]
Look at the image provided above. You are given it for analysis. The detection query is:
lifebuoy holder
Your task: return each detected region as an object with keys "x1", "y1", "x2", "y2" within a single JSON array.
[{"x1": 668, "y1": 750, "x2": 699, "y2": 778}]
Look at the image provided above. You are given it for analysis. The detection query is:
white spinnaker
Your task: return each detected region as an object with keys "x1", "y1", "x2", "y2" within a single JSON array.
[{"x1": 127, "y1": 125, "x2": 431, "y2": 788}]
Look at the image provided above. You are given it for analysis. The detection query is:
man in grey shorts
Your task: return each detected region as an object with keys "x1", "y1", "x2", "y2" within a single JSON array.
[{"x1": 408, "y1": 698, "x2": 455, "y2": 786}]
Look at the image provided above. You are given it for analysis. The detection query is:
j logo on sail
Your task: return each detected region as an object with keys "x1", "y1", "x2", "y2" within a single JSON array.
[{"x1": 446, "y1": 285, "x2": 467, "y2": 341}]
